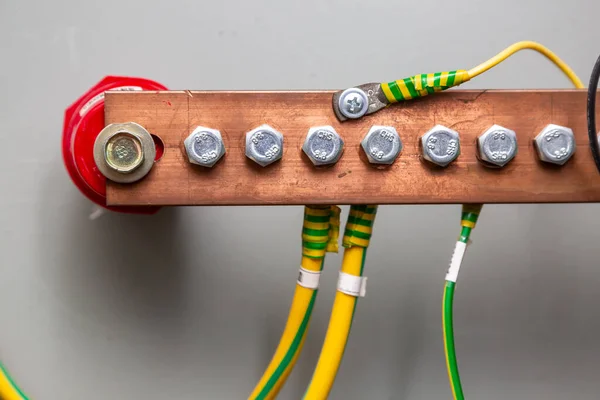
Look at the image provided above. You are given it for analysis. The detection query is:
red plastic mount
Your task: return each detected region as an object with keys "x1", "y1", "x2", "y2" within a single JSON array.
[{"x1": 62, "y1": 76, "x2": 167, "y2": 214}]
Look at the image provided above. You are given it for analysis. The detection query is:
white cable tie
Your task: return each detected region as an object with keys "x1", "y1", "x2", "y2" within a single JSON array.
[
  {"x1": 297, "y1": 267, "x2": 321, "y2": 289},
  {"x1": 445, "y1": 241, "x2": 467, "y2": 282},
  {"x1": 337, "y1": 271, "x2": 367, "y2": 297}
]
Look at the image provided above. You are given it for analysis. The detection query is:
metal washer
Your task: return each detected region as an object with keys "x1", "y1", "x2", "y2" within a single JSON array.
[{"x1": 94, "y1": 122, "x2": 156, "y2": 183}]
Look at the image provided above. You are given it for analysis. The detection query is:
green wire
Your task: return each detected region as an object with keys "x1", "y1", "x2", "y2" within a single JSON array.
[
  {"x1": 444, "y1": 210, "x2": 478, "y2": 400},
  {"x1": 443, "y1": 280, "x2": 464, "y2": 400}
]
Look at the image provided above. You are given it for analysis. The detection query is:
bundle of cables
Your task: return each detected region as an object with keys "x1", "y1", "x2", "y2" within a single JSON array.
[
  {"x1": 0, "y1": 42, "x2": 593, "y2": 400},
  {"x1": 249, "y1": 204, "x2": 377, "y2": 400}
]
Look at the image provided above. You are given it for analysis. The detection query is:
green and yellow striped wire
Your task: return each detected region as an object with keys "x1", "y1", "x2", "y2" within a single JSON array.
[
  {"x1": 0, "y1": 360, "x2": 28, "y2": 400},
  {"x1": 304, "y1": 205, "x2": 377, "y2": 400},
  {"x1": 249, "y1": 205, "x2": 340, "y2": 400},
  {"x1": 381, "y1": 70, "x2": 470, "y2": 102},
  {"x1": 442, "y1": 204, "x2": 482, "y2": 400}
]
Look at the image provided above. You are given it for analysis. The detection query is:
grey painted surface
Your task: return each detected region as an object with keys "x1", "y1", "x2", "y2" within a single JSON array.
[{"x1": 1, "y1": 0, "x2": 599, "y2": 398}]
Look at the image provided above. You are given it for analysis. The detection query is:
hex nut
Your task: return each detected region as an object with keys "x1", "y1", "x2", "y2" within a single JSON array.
[
  {"x1": 477, "y1": 125, "x2": 518, "y2": 167},
  {"x1": 302, "y1": 126, "x2": 344, "y2": 166},
  {"x1": 184, "y1": 126, "x2": 226, "y2": 168},
  {"x1": 534, "y1": 124, "x2": 576, "y2": 165},
  {"x1": 420, "y1": 125, "x2": 461, "y2": 167},
  {"x1": 245, "y1": 124, "x2": 284, "y2": 167},
  {"x1": 361, "y1": 125, "x2": 402, "y2": 165}
]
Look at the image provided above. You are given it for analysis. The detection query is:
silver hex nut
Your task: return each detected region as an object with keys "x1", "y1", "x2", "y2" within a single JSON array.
[
  {"x1": 302, "y1": 126, "x2": 344, "y2": 166},
  {"x1": 421, "y1": 125, "x2": 460, "y2": 167},
  {"x1": 534, "y1": 124, "x2": 576, "y2": 165},
  {"x1": 361, "y1": 125, "x2": 402, "y2": 165},
  {"x1": 184, "y1": 126, "x2": 226, "y2": 167},
  {"x1": 477, "y1": 124, "x2": 518, "y2": 167},
  {"x1": 245, "y1": 124, "x2": 284, "y2": 167}
]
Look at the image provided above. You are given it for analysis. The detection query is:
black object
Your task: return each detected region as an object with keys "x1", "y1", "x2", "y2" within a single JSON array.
[{"x1": 587, "y1": 54, "x2": 600, "y2": 173}]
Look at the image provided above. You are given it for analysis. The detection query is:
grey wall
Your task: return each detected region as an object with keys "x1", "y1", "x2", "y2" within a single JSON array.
[{"x1": 1, "y1": 1, "x2": 599, "y2": 399}]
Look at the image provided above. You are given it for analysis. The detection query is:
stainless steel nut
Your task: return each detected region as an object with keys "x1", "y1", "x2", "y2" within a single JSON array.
[
  {"x1": 534, "y1": 124, "x2": 576, "y2": 165},
  {"x1": 245, "y1": 124, "x2": 284, "y2": 167},
  {"x1": 361, "y1": 125, "x2": 402, "y2": 165},
  {"x1": 477, "y1": 125, "x2": 518, "y2": 167},
  {"x1": 421, "y1": 125, "x2": 460, "y2": 167},
  {"x1": 302, "y1": 126, "x2": 344, "y2": 166},
  {"x1": 184, "y1": 126, "x2": 226, "y2": 167}
]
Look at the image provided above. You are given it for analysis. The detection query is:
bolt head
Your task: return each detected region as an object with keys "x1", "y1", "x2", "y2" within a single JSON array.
[
  {"x1": 421, "y1": 125, "x2": 461, "y2": 167},
  {"x1": 94, "y1": 122, "x2": 156, "y2": 183},
  {"x1": 477, "y1": 125, "x2": 518, "y2": 167},
  {"x1": 361, "y1": 125, "x2": 402, "y2": 165},
  {"x1": 338, "y1": 88, "x2": 369, "y2": 119},
  {"x1": 534, "y1": 124, "x2": 575, "y2": 165},
  {"x1": 104, "y1": 131, "x2": 145, "y2": 173},
  {"x1": 303, "y1": 126, "x2": 344, "y2": 166},
  {"x1": 184, "y1": 126, "x2": 226, "y2": 168},
  {"x1": 245, "y1": 124, "x2": 284, "y2": 167}
]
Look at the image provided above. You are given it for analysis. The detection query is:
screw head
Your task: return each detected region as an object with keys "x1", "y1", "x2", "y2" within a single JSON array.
[
  {"x1": 420, "y1": 125, "x2": 461, "y2": 167},
  {"x1": 184, "y1": 127, "x2": 226, "y2": 168},
  {"x1": 104, "y1": 131, "x2": 145, "y2": 173},
  {"x1": 361, "y1": 125, "x2": 402, "y2": 165},
  {"x1": 302, "y1": 126, "x2": 344, "y2": 166},
  {"x1": 245, "y1": 124, "x2": 284, "y2": 167},
  {"x1": 338, "y1": 88, "x2": 369, "y2": 119},
  {"x1": 477, "y1": 125, "x2": 518, "y2": 167},
  {"x1": 534, "y1": 124, "x2": 576, "y2": 165}
]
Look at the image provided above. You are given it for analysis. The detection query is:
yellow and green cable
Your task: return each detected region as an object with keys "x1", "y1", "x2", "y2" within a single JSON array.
[
  {"x1": 380, "y1": 41, "x2": 583, "y2": 105},
  {"x1": 249, "y1": 205, "x2": 340, "y2": 400},
  {"x1": 442, "y1": 204, "x2": 482, "y2": 400},
  {"x1": 0, "y1": 360, "x2": 28, "y2": 400},
  {"x1": 304, "y1": 205, "x2": 377, "y2": 400}
]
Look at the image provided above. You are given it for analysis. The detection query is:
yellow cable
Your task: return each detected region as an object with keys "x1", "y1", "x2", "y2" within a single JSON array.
[
  {"x1": 380, "y1": 41, "x2": 583, "y2": 105},
  {"x1": 0, "y1": 364, "x2": 26, "y2": 400},
  {"x1": 249, "y1": 256, "x2": 323, "y2": 400},
  {"x1": 467, "y1": 40, "x2": 584, "y2": 88},
  {"x1": 303, "y1": 246, "x2": 365, "y2": 400},
  {"x1": 304, "y1": 205, "x2": 376, "y2": 400},
  {"x1": 249, "y1": 206, "x2": 340, "y2": 400}
]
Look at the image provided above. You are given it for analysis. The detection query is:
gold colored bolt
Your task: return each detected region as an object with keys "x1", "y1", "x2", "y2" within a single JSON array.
[
  {"x1": 104, "y1": 132, "x2": 145, "y2": 173},
  {"x1": 94, "y1": 122, "x2": 156, "y2": 184}
]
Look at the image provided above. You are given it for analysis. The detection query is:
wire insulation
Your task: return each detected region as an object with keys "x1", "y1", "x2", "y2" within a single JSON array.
[
  {"x1": 443, "y1": 205, "x2": 481, "y2": 400},
  {"x1": 304, "y1": 205, "x2": 377, "y2": 400},
  {"x1": 443, "y1": 281, "x2": 461, "y2": 400},
  {"x1": 468, "y1": 41, "x2": 584, "y2": 88},
  {"x1": 249, "y1": 206, "x2": 339, "y2": 400},
  {"x1": 0, "y1": 361, "x2": 28, "y2": 400},
  {"x1": 379, "y1": 41, "x2": 583, "y2": 106},
  {"x1": 381, "y1": 70, "x2": 469, "y2": 103}
]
